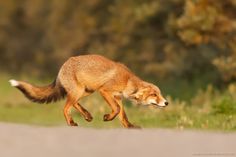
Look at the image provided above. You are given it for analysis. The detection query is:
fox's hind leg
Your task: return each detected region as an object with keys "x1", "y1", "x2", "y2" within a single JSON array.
[
  {"x1": 64, "y1": 96, "x2": 79, "y2": 126},
  {"x1": 100, "y1": 90, "x2": 120, "y2": 121},
  {"x1": 73, "y1": 103, "x2": 93, "y2": 122},
  {"x1": 63, "y1": 83, "x2": 89, "y2": 126},
  {"x1": 64, "y1": 96, "x2": 93, "y2": 126},
  {"x1": 63, "y1": 85, "x2": 93, "y2": 126}
]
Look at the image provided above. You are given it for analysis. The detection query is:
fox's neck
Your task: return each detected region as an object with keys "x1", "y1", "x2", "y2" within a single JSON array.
[
  {"x1": 130, "y1": 75, "x2": 146, "y2": 87},
  {"x1": 122, "y1": 75, "x2": 145, "y2": 98}
]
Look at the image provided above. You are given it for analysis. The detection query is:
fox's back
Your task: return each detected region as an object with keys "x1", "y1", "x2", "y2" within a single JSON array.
[
  {"x1": 74, "y1": 55, "x2": 116, "y2": 75},
  {"x1": 58, "y1": 55, "x2": 130, "y2": 89}
]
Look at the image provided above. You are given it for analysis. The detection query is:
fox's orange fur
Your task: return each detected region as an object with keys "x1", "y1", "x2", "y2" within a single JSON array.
[{"x1": 10, "y1": 55, "x2": 168, "y2": 128}]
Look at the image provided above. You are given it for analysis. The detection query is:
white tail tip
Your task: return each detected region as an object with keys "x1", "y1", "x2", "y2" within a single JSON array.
[{"x1": 9, "y1": 79, "x2": 19, "y2": 87}]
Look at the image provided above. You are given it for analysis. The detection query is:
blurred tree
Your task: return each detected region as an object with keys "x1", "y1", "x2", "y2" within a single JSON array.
[
  {"x1": 177, "y1": 0, "x2": 236, "y2": 82},
  {"x1": 0, "y1": 0, "x2": 235, "y2": 85}
]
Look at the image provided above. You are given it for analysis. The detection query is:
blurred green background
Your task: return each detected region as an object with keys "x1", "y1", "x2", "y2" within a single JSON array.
[{"x1": 0, "y1": 0, "x2": 236, "y2": 130}]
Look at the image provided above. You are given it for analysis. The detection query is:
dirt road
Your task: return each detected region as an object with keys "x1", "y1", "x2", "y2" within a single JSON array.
[{"x1": 0, "y1": 123, "x2": 235, "y2": 157}]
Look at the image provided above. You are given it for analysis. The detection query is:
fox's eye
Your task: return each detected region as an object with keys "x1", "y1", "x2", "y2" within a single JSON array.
[{"x1": 151, "y1": 93, "x2": 157, "y2": 97}]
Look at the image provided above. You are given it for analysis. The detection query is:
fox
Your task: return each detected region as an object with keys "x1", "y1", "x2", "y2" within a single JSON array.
[{"x1": 9, "y1": 54, "x2": 168, "y2": 128}]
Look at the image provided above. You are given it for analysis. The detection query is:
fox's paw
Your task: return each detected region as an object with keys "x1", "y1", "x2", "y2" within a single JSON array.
[
  {"x1": 103, "y1": 114, "x2": 111, "y2": 121},
  {"x1": 69, "y1": 121, "x2": 78, "y2": 126},
  {"x1": 127, "y1": 124, "x2": 141, "y2": 129},
  {"x1": 84, "y1": 113, "x2": 93, "y2": 122}
]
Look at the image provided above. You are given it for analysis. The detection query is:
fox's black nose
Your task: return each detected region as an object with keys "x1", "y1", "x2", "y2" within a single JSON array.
[{"x1": 165, "y1": 101, "x2": 169, "y2": 106}]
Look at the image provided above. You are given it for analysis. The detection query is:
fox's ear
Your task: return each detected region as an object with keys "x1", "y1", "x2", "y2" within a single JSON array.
[
  {"x1": 128, "y1": 88, "x2": 140, "y2": 100},
  {"x1": 129, "y1": 86, "x2": 149, "y2": 100},
  {"x1": 130, "y1": 93, "x2": 140, "y2": 100},
  {"x1": 130, "y1": 88, "x2": 146, "y2": 100}
]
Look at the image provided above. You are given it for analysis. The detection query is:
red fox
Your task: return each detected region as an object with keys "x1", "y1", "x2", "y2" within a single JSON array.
[{"x1": 9, "y1": 55, "x2": 168, "y2": 128}]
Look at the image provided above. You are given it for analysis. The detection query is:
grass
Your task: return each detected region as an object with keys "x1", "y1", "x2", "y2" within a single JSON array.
[{"x1": 0, "y1": 73, "x2": 236, "y2": 131}]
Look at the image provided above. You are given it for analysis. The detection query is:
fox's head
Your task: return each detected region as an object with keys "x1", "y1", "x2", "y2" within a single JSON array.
[{"x1": 129, "y1": 82, "x2": 168, "y2": 108}]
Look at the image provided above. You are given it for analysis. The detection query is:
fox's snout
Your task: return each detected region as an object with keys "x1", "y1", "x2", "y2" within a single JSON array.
[
  {"x1": 157, "y1": 94, "x2": 169, "y2": 107},
  {"x1": 157, "y1": 99, "x2": 169, "y2": 107}
]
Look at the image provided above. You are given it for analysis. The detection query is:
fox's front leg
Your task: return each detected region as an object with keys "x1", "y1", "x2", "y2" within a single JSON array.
[
  {"x1": 100, "y1": 90, "x2": 120, "y2": 121},
  {"x1": 115, "y1": 97, "x2": 141, "y2": 129}
]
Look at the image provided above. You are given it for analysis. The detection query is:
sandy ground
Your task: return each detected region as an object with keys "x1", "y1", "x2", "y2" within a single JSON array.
[{"x1": 0, "y1": 123, "x2": 235, "y2": 157}]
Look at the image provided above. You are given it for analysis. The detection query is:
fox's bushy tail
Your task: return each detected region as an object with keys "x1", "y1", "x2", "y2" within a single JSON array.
[{"x1": 9, "y1": 79, "x2": 66, "y2": 104}]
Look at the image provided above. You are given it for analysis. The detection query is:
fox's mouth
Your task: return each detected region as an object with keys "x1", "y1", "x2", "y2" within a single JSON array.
[{"x1": 150, "y1": 103, "x2": 166, "y2": 108}]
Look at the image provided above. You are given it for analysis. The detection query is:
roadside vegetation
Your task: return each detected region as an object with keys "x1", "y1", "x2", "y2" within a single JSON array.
[{"x1": 1, "y1": 73, "x2": 235, "y2": 131}]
